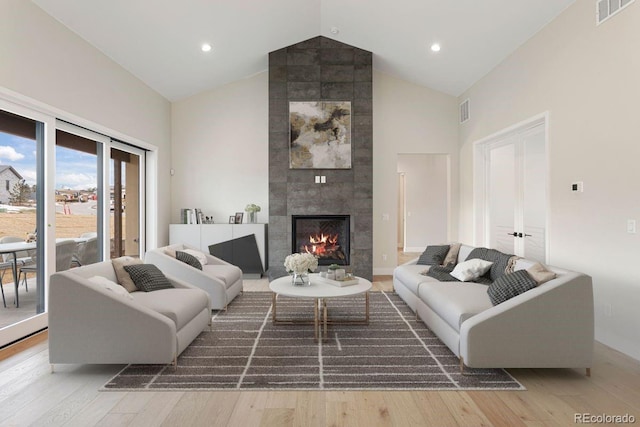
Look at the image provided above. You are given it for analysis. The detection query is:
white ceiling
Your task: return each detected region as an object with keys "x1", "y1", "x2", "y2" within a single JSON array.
[{"x1": 32, "y1": 0, "x2": 576, "y2": 102}]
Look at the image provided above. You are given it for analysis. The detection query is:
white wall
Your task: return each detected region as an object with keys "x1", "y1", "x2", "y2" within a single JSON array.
[
  {"x1": 171, "y1": 72, "x2": 269, "y2": 224},
  {"x1": 397, "y1": 154, "x2": 449, "y2": 251},
  {"x1": 458, "y1": 1, "x2": 640, "y2": 360},
  {"x1": 373, "y1": 71, "x2": 459, "y2": 274},
  {"x1": 0, "y1": 0, "x2": 171, "y2": 245}
]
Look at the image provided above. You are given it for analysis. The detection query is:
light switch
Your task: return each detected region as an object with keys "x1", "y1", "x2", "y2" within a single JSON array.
[{"x1": 571, "y1": 182, "x2": 584, "y2": 192}]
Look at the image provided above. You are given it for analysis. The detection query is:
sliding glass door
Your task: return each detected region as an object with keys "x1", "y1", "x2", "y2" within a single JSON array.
[
  {"x1": 0, "y1": 104, "x2": 49, "y2": 345},
  {"x1": 0, "y1": 101, "x2": 148, "y2": 347}
]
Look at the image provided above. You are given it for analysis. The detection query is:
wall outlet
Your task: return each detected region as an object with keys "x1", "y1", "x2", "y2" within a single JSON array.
[
  {"x1": 604, "y1": 303, "x2": 612, "y2": 317},
  {"x1": 382, "y1": 254, "x2": 387, "y2": 261},
  {"x1": 320, "y1": 176, "x2": 326, "y2": 183},
  {"x1": 627, "y1": 219, "x2": 636, "y2": 234},
  {"x1": 382, "y1": 213, "x2": 390, "y2": 221},
  {"x1": 314, "y1": 176, "x2": 320, "y2": 184}
]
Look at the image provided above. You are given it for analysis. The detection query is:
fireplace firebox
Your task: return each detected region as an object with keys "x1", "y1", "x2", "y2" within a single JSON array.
[{"x1": 292, "y1": 215, "x2": 350, "y2": 266}]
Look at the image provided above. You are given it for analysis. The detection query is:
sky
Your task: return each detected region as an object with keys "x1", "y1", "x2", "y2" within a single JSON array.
[{"x1": 0, "y1": 132, "x2": 98, "y2": 190}]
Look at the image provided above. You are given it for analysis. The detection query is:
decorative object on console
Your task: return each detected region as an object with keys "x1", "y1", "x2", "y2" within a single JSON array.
[
  {"x1": 229, "y1": 216, "x2": 235, "y2": 224},
  {"x1": 284, "y1": 252, "x2": 318, "y2": 286},
  {"x1": 289, "y1": 101, "x2": 352, "y2": 169},
  {"x1": 234, "y1": 212, "x2": 244, "y2": 224},
  {"x1": 245, "y1": 204, "x2": 261, "y2": 223}
]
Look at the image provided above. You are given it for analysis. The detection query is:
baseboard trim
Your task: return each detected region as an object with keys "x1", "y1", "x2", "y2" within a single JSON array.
[{"x1": 373, "y1": 268, "x2": 395, "y2": 275}]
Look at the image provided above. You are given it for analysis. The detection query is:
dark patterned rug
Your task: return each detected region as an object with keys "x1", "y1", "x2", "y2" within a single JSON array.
[{"x1": 102, "y1": 292, "x2": 525, "y2": 391}]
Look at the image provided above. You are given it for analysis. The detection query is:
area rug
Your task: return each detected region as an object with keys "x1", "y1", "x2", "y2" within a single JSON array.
[{"x1": 103, "y1": 292, "x2": 524, "y2": 391}]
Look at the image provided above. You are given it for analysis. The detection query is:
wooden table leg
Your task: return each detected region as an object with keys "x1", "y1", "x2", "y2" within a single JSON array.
[
  {"x1": 314, "y1": 298, "x2": 319, "y2": 342},
  {"x1": 323, "y1": 299, "x2": 328, "y2": 341},
  {"x1": 271, "y1": 293, "x2": 277, "y2": 323}
]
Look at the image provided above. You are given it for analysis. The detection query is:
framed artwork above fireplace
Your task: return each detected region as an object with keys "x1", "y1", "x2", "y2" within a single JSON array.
[{"x1": 289, "y1": 101, "x2": 351, "y2": 169}]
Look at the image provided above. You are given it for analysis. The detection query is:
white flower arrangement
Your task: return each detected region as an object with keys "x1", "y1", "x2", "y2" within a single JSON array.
[
  {"x1": 245, "y1": 203, "x2": 261, "y2": 213},
  {"x1": 284, "y1": 252, "x2": 318, "y2": 275}
]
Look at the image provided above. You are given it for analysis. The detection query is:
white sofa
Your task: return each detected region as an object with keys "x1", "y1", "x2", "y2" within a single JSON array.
[
  {"x1": 49, "y1": 260, "x2": 211, "y2": 366},
  {"x1": 393, "y1": 244, "x2": 594, "y2": 374},
  {"x1": 144, "y1": 243, "x2": 243, "y2": 310}
]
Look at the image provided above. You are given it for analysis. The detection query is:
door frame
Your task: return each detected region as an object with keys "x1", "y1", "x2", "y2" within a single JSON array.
[{"x1": 472, "y1": 112, "x2": 550, "y2": 262}]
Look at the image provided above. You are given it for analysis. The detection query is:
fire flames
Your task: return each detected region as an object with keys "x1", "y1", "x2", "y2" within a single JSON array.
[{"x1": 302, "y1": 233, "x2": 340, "y2": 257}]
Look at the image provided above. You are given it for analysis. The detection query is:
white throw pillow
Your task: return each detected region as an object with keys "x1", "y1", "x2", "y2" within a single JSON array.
[
  {"x1": 182, "y1": 248, "x2": 208, "y2": 265},
  {"x1": 450, "y1": 259, "x2": 494, "y2": 282},
  {"x1": 89, "y1": 275, "x2": 134, "y2": 300}
]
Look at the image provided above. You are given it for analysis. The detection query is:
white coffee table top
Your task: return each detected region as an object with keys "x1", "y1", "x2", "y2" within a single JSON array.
[{"x1": 269, "y1": 273, "x2": 372, "y2": 299}]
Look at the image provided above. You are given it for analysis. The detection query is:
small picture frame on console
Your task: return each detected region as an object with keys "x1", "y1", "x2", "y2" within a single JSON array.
[
  {"x1": 234, "y1": 212, "x2": 244, "y2": 224},
  {"x1": 229, "y1": 215, "x2": 236, "y2": 224}
]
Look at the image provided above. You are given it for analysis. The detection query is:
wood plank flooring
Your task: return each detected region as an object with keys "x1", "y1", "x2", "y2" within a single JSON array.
[{"x1": 0, "y1": 277, "x2": 638, "y2": 427}]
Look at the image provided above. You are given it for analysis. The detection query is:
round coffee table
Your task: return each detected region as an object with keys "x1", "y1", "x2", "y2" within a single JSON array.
[{"x1": 269, "y1": 273, "x2": 372, "y2": 342}]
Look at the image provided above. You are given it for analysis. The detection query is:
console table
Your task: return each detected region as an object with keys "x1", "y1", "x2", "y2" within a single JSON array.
[{"x1": 169, "y1": 223, "x2": 268, "y2": 278}]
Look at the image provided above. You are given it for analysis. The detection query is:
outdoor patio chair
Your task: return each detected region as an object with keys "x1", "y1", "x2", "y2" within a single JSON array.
[{"x1": 18, "y1": 240, "x2": 78, "y2": 289}]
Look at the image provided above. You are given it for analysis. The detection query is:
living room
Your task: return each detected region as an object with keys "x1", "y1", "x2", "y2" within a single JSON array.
[{"x1": 1, "y1": 0, "x2": 639, "y2": 425}]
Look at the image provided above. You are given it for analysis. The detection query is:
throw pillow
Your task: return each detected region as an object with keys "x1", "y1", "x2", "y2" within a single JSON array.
[
  {"x1": 176, "y1": 250, "x2": 203, "y2": 270},
  {"x1": 123, "y1": 264, "x2": 174, "y2": 292},
  {"x1": 164, "y1": 248, "x2": 177, "y2": 258},
  {"x1": 417, "y1": 245, "x2": 450, "y2": 266},
  {"x1": 442, "y1": 243, "x2": 461, "y2": 266},
  {"x1": 111, "y1": 256, "x2": 143, "y2": 292},
  {"x1": 527, "y1": 262, "x2": 557, "y2": 285},
  {"x1": 450, "y1": 258, "x2": 493, "y2": 282},
  {"x1": 487, "y1": 270, "x2": 538, "y2": 305},
  {"x1": 88, "y1": 275, "x2": 134, "y2": 300},
  {"x1": 182, "y1": 248, "x2": 208, "y2": 265}
]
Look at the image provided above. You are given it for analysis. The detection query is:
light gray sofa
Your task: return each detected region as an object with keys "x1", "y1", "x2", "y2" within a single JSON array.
[
  {"x1": 144, "y1": 243, "x2": 243, "y2": 310},
  {"x1": 49, "y1": 260, "x2": 211, "y2": 366},
  {"x1": 393, "y1": 244, "x2": 594, "y2": 374}
]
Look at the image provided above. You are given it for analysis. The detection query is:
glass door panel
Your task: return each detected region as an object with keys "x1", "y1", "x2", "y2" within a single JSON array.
[
  {"x1": 110, "y1": 146, "x2": 142, "y2": 258},
  {"x1": 0, "y1": 109, "x2": 43, "y2": 332},
  {"x1": 55, "y1": 129, "x2": 100, "y2": 268}
]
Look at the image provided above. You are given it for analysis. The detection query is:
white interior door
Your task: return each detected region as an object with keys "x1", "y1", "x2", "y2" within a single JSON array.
[{"x1": 487, "y1": 123, "x2": 546, "y2": 261}]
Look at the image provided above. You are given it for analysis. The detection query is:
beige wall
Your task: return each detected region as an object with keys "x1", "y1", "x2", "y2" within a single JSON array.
[
  {"x1": 0, "y1": 0, "x2": 171, "y2": 245},
  {"x1": 171, "y1": 72, "x2": 269, "y2": 224},
  {"x1": 171, "y1": 70, "x2": 459, "y2": 274},
  {"x1": 373, "y1": 71, "x2": 459, "y2": 274},
  {"x1": 459, "y1": 1, "x2": 640, "y2": 360}
]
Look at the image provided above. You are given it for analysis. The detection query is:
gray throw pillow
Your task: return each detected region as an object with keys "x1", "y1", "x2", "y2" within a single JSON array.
[
  {"x1": 123, "y1": 264, "x2": 174, "y2": 292},
  {"x1": 417, "y1": 245, "x2": 450, "y2": 266},
  {"x1": 176, "y1": 250, "x2": 203, "y2": 270},
  {"x1": 487, "y1": 270, "x2": 537, "y2": 305}
]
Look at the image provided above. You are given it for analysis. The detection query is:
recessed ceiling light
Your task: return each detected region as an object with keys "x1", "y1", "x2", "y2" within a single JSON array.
[
  {"x1": 430, "y1": 43, "x2": 441, "y2": 52},
  {"x1": 330, "y1": 27, "x2": 339, "y2": 34},
  {"x1": 201, "y1": 43, "x2": 212, "y2": 52}
]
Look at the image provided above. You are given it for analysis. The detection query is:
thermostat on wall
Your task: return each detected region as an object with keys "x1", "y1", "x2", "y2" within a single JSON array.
[{"x1": 571, "y1": 181, "x2": 584, "y2": 192}]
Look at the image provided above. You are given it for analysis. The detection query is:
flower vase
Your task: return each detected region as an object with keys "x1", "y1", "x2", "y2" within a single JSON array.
[
  {"x1": 248, "y1": 211, "x2": 257, "y2": 223},
  {"x1": 292, "y1": 271, "x2": 309, "y2": 286}
]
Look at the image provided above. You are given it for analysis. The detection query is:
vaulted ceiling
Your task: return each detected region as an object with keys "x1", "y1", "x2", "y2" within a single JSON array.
[{"x1": 32, "y1": 0, "x2": 576, "y2": 101}]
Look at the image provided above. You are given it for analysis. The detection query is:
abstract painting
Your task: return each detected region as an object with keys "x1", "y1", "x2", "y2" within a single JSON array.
[{"x1": 289, "y1": 101, "x2": 351, "y2": 169}]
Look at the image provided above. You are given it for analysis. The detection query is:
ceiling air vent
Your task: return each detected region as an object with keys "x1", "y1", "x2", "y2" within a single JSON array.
[
  {"x1": 460, "y1": 99, "x2": 470, "y2": 124},
  {"x1": 597, "y1": 0, "x2": 635, "y2": 25}
]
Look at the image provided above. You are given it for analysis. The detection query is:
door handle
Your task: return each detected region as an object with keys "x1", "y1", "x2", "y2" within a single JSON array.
[{"x1": 507, "y1": 232, "x2": 518, "y2": 237}]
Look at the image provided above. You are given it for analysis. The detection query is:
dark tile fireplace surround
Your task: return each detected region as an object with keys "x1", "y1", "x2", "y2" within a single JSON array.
[{"x1": 268, "y1": 36, "x2": 373, "y2": 280}]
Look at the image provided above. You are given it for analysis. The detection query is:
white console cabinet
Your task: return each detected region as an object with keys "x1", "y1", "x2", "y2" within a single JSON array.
[{"x1": 169, "y1": 224, "x2": 268, "y2": 273}]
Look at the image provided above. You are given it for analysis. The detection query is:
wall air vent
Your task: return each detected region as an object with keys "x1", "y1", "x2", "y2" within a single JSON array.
[
  {"x1": 597, "y1": 0, "x2": 635, "y2": 25},
  {"x1": 460, "y1": 99, "x2": 470, "y2": 124}
]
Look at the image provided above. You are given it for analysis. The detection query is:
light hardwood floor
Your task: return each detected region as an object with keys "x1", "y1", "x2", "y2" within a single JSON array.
[{"x1": 1, "y1": 277, "x2": 639, "y2": 427}]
